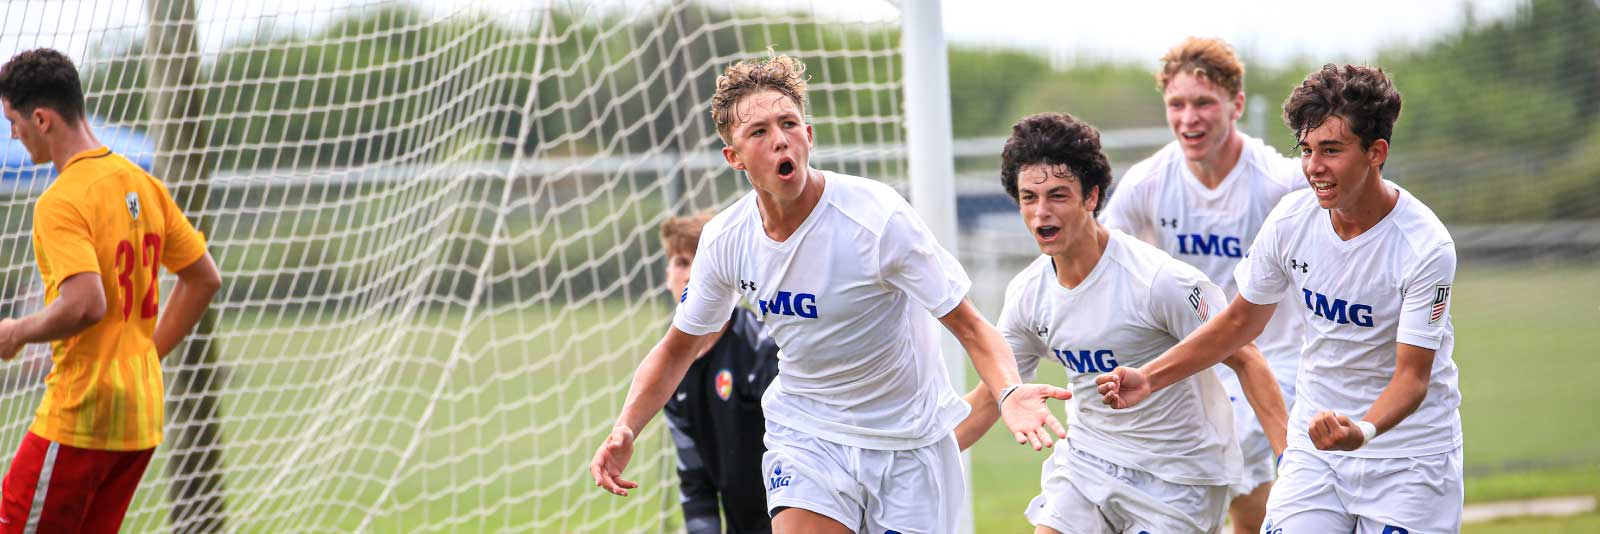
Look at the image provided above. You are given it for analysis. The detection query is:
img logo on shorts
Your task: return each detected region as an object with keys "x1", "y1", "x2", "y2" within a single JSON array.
[{"x1": 768, "y1": 463, "x2": 792, "y2": 491}]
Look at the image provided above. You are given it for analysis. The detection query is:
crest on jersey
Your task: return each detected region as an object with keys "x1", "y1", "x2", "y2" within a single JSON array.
[
  {"x1": 1428, "y1": 284, "x2": 1451, "y2": 325},
  {"x1": 125, "y1": 192, "x2": 141, "y2": 221},
  {"x1": 715, "y1": 369, "x2": 733, "y2": 401},
  {"x1": 1187, "y1": 287, "x2": 1210, "y2": 322}
]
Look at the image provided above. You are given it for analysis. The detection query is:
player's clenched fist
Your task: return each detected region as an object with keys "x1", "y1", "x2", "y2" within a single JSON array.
[
  {"x1": 1094, "y1": 367, "x2": 1152, "y2": 409},
  {"x1": 1000, "y1": 383, "x2": 1072, "y2": 451},
  {"x1": 1309, "y1": 411, "x2": 1367, "y2": 451},
  {"x1": 589, "y1": 426, "x2": 640, "y2": 496}
]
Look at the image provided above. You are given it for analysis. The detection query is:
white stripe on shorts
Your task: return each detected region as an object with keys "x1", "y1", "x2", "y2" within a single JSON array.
[{"x1": 23, "y1": 441, "x2": 59, "y2": 534}]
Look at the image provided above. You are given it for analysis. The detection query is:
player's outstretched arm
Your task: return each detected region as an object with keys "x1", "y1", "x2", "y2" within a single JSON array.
[
  {"x1": 1221, "y1": 343, "x2": 1288, "y2": 456},
  {"x1": 1097, "y1": 294, "x2": 1274, "y2": 409},
  {"x1": 939, "y1": 299, "x2": 1070, "y2": 451},
  {"x1": 953, "y1": 385, "x2": 999, "y2": 451},
  {"x1": 1310, "y1": 343, "x2": 1434, "y2": 451},
  {"x1": 591, "y1": 326, "x2": 716, "y2": 496},
  {"x1": 0, "y1": 272, "x2": 107, "y2": 361},
  {"x1": 155, "y1": 254, "x2": 223, "y2": 358}
]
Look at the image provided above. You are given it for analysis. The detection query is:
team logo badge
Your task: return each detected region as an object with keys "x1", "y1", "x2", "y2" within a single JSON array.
[
  {"x1": 1429, "y1": 284, "x2": 1451, "y2": 325},
  {"x1": 125, "y1": 192, "x2": 141, "y2": 221},
  {"x1": 1187, "y1": 287, "x2": 1210, "y2": 322},
  {"x1": 715, "y1": 369, "x2": 733, "y2": 400}
]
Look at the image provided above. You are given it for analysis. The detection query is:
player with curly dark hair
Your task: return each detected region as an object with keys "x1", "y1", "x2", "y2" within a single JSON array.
[{"x1": 957, "y1": 112, "x2": 1285, "y2": 534}]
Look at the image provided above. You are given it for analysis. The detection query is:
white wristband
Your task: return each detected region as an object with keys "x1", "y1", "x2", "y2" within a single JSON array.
[
  {"x1": 1355, "y1": 420, "x2": 1377, "y2": 447},
  {"x1": 996, "y1": 384, "x2": 1020, "y2": 412}
]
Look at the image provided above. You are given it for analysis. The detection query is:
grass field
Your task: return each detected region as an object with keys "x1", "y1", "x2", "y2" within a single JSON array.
[{"x1": 0, "y1": 261, "x2": 1590, "y2": 532}]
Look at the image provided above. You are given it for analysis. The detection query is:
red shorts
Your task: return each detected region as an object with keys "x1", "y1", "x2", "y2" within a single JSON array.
[{"x1": 0, "y1": 432, "x2": 153, "y2": 534}]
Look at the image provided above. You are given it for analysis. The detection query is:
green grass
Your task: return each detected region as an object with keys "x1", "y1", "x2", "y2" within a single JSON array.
[
  {"x1": 1466, "y1": 511, "x2": 1600, "y2": 534},
  {"x1": 968, "y1": 262, "x2": 1600, "y2": 532}
]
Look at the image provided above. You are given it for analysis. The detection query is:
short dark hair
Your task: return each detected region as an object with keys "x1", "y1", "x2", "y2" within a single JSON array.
[
  {"x1": 1283, "y1": 64, "x2": 1402, "y2": 151},
  {"x1": 1000, "y1": 112, "x2": 1112, "y2": 214},
  {"x1": 0, "y1": 48, "x2": 86, "y2": 124}
]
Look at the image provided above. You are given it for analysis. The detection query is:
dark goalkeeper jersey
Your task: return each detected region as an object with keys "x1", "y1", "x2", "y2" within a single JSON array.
[{"x1": 663, "y1": 307, "x2": 779, "y2": 534}]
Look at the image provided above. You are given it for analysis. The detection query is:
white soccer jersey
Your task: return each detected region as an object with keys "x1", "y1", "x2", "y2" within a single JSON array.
[
  {"x1": 1101, "y1": 133, "x2": 1308, "y2": 382},
  {"x1": 999, "y1": 230, "x2": 1240, "y2": 486},
  {"x1": 674, "y1": 171, "x2": 971, "y2": 451},
  {"x1": 1235, "y1": 182, "x2": 1461, "y2": 457}
]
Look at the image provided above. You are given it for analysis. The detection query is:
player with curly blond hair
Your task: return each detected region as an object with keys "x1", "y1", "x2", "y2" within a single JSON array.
[{"x1": 591, "y1": 54, "x2": 1072, "y2": 534}]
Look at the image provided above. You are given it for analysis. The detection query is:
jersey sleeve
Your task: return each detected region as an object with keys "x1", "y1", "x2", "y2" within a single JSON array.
[
  {"x1": 1151, "y1": 261, "x2": 1228, "y2": 340},
  {"x1": 1396, "y1": 242, "x2": 1457, "y2": 350},
  {"x1": 1234, "y1": 209, "x2": 1291, "y2": 305},
  {"x1": 878, "y1": 205, "x2": 971, "y2": 318},
  {"x1": 997, "y1": 280, "x2": 1046, "y2": 383},
  {"x1": 672, "y1": 228, "x2": 740, "y2": 336},
  {"x1": 1099, "y1": 173, "x2": 1151, "y2": 239},
  {"x1": 33, "y1": 194, "x2": 101, "y2": 280},
  {"x1": 156, "y1": 182, "x2": 209, "y2": 271}
]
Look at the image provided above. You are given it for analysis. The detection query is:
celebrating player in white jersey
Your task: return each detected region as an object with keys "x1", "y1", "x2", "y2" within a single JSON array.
[
  {"x1": 1097, "y1": 37, "x2": 1307, "y2": 533},
  {"x1": 954, "y1": 112, "x2": 1286, "y2": 534},
  {"x1": 589, "y1": 54, "x2": 1072, "y2": 534},
  {"x1": 1096, "y1": 64, "x2": 1463, "y2": 534}
]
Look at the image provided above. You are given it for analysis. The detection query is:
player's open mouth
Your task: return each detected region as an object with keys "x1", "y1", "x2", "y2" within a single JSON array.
[
  {"x1": 1312, "y1": 180, "x2": 1335, "y2": 198},
  {"x1": 1036, "y1": 225, "x2": 1060, "y2": 241},
  {"x1": 776, "y1": 159, "x2": 795, "y2": 178},
  {"x1": 1181, "y1": 131, "x2": 1204, "y2": 140}
]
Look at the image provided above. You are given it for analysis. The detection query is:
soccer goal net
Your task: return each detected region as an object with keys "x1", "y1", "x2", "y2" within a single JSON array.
[{"x1": 0, "y1": 1, "x2": 913, "y2": 532}]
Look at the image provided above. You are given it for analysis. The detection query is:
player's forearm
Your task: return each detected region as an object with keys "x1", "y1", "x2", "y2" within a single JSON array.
[
  {"x1": 1362, "y1": 354, "x2": 1432, "y2": 435},
  {"x1": 940, "y1": 300, "x2": 1022, "y2": 394},
  {"x1": 954, "y1": 385, "x2": 1000, "y2": 451},
  {"x1": 154, "y1": 258, "x2": 222, "y2": 358},
  {"x1": 1224, "y1": 344, "x2": 1288, "y2": 455},
  {"x1": 1145, "y1": 299, "x2": 1267, "y2": 392},
  {"x1": 615, "y1": 330, "x2": 705, "y2": 434},
  {"x1": 12, "y1": 275, "x2": 106, "y2": 344}
]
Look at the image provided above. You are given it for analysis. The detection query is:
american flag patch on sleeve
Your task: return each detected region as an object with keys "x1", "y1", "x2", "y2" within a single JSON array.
[
  {"x1": 1428, "y1": 284, "x2": 1451, "y2": 325},
  {"x1": 1188, "y1": 287, "x2": 1210, "y2": 322}
]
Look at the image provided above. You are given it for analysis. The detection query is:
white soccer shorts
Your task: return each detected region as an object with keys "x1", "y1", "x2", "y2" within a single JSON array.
[
  {"x1": 1025, "y1": 444, "x2": 1229, "y2": 534},
  {"x1": 760, "y1": 420, "x2": 965, "y2": 534},
  {"x1": 1264, "y1": 447, "x2": 1463, "y2": 534}
]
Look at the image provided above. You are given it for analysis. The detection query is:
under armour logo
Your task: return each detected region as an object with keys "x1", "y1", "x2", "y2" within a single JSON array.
[
  {"x1": 1035, "y1": 325, "x2": 1049, "y2": 338},
  {"x1": 1159, "y1": 217, "x2": 1178, "y2": 228},
  {"x1": 1290, "y1": 259, "x2": 1309, "y2": 273},
  {"x1": 740, "y1": 279, "x2": 757, "y2": 291}
]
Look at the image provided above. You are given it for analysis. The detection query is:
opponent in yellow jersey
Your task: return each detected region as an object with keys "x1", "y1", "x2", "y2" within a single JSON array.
[
  {"x1": 0, "y1": 48, "x2": 222, "y2": 534},
  {"x1": 29, "y1": 145, "x2": 209, "y2": 450}
]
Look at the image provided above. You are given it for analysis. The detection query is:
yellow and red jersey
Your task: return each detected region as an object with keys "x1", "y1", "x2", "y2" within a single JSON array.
[{"x1": 29, "y1": 146, "x2": 208, "y2": 451}]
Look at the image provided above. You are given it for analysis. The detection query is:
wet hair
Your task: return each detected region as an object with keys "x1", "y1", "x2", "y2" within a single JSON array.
[
  {"x1": 711, "y1": 53, "x2": 808, "y2": 144},
  {"x1": 999, "y1": 112, "x2": 1113, "y2": 215},
  {"x1": 1157, "y1": 37, "x2": 1244, "y2": 96},
  {"x1": 1283, "y1": 64, "x2": 1402, "y2": 151},
  {"x1": 659, "y1": 210, "x2": 715, "y2": 256},
  {"x1": 0, "y1": 48, "x2": 86, "y2": 124}
]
